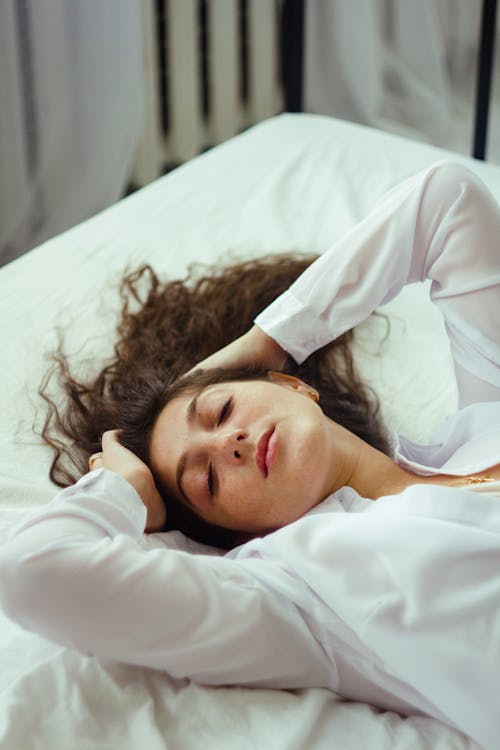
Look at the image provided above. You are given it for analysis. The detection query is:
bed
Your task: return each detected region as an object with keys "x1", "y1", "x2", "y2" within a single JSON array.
[{"x1": 0, "y1": 113, "x2": 491, "y2": 749}]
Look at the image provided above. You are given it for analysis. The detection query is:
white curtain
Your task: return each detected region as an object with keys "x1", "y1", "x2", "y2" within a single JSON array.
[
  {"x1": 304, "y1": 0, "x2": 497, "y2": 160},
  {"x1": 0, "y1": 0, "x2": 143, "y2": 265}
]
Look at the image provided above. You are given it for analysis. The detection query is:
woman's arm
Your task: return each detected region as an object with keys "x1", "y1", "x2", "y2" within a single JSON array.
[
  {"x1": 87, "y1": 430, "x2": 168, "y2": 533},
  {"x1": 0, "y1": 468, "x2": 328, "y2": 688},
  {"x1": 190, "y1": 324, "x2": 288, "y2": 375},
  {"x1": 199, "y1": 163, "x2": 500, "y2": 407}
]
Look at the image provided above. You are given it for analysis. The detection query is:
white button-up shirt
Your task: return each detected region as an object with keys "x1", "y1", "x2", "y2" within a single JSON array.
[{"x1": 1, "y1": 162, "x2": 500, "y2": 750}]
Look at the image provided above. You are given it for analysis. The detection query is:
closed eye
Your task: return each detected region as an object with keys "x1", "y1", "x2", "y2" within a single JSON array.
[
  {"x1": 218, "y1": 397, "x2": 233, "y2": 426},
  {"x1": 207, "y1": 397, "x2": 232, "y2": 496},
  {"x1": 207, "y1": 462, "x2": 215, "y2": 496}
]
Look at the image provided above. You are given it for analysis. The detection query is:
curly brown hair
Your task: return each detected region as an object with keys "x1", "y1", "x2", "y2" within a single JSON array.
[{"x1": 38, "y1": 253, "x2": 390, "y2": 549}]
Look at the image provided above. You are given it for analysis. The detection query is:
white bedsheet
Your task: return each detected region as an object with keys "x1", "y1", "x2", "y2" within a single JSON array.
[{"x1": 0, "y1": 114, "x2": 489, "y2": 749}]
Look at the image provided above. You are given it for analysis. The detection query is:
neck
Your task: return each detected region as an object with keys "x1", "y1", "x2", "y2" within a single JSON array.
[
  {"x1": 324, "y1": 421, "x2": 422, "y2": 499},
  {"x1": 323, "y1": 420, "x2": 500, "y2": 500}
]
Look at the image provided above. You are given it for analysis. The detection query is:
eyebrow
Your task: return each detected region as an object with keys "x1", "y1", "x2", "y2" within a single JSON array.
[{"x1": 175, "y1": 392, "x2": 200, "y2": 509}]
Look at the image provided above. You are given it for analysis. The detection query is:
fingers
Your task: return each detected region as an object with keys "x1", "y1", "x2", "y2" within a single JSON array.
[
  {"x1": 88, "y1": 431, "x2": 122, "y2": 472},
  {"x1": 87, "y1": 431, "x2": 167, "y2": 532},
  {"x1": 101, "y1": 429, "x2": 122, "y2": 446},
  {"x1": 88, "y1": 452, "x2": 103, "y2": 471}
]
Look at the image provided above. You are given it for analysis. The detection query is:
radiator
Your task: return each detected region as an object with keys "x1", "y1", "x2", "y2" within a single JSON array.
[{"x1": 132, "y1": 0, "x2": 284, "y2": 187}]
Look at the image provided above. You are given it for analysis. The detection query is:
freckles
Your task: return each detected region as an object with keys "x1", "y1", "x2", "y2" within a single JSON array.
[
  {"x1": 186, "y1": 473, "x2": 206, "y2": 505},
  {"x1": 224, "y1": 486, "x2": 266, "y2": 525}
]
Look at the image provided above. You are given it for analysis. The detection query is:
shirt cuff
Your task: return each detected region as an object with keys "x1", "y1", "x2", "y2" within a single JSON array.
[
  {"x1": 255, "y1": 290, "x2": 338, "y2": 364},
  {"x1": 10, "y1": 469, "x2": 148, "y2": 540}
]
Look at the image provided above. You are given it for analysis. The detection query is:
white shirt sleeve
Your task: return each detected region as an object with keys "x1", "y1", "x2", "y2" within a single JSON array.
[
  {"x1": 255, "y1": 162, "x2": 500, "y2": 407},
  {"x1": 0, "y1": 469, "x2": 330, "y2": 689}
]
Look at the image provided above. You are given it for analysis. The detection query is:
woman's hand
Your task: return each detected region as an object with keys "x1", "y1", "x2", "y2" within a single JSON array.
[
  {"x1": 190, "y1": 325, "x2": 288, "y2": 374},
  {"x1": 88, "y1": 431, "x2": 167, "y2": 534}
]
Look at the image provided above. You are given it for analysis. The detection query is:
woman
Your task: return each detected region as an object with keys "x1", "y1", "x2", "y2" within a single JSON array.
[{"x1": 1, "y1": 162, "x2": 499, "y2": 750}]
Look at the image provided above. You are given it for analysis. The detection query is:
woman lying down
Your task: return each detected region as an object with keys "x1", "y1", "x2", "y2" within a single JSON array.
[{"x1": 1, "y1": 162, "x2": 499, "y2": 750}]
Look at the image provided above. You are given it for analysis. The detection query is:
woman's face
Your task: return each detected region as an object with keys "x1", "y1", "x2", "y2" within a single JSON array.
[{"x1": 149, "y1": 374, "x2": 338, "y2": 533}]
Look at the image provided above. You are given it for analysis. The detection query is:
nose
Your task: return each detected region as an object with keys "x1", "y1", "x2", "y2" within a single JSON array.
[{"x1": 208, "y1": 429, "x2": 247, "y2": 462}]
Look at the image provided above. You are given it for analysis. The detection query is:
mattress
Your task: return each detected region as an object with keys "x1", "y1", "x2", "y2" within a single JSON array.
[{"x1": 0, "y1": 113, "x2": 488, "y2": 749}]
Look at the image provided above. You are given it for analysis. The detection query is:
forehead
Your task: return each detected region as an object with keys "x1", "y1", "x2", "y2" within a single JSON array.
[{"x1": 149, "y1": 388, "x2": 194, "y2": 483}]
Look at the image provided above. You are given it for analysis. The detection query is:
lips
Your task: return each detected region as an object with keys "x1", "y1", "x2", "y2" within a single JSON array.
[{"x1": 256, "y1": 428, "x2": 275, "y2": 478}]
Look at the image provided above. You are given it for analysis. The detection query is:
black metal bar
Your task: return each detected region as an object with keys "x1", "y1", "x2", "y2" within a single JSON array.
[
  {"x1": 281, "y1": 0, "x2": 305, "y2": 112},
  {"x1": 15, "y1": 0, "x2": 39, "y2": 176},
  {"x1": 472, "y1": 0, "x2": 498, "y2": 160}
]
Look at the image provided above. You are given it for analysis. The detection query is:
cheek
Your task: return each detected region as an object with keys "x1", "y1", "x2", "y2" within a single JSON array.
[
  {"x1": 184, "y1": 472, "x2": 209, "y2": 506},
  {"x1": 284, "y1": 417, "x2": 330, "y2": 492},
  {"x1": 218, "y1": 477, "x2": 272, "y2": 529},
  {"x1": 288, "y1": 410, "x2": 327, "y2": 461}
]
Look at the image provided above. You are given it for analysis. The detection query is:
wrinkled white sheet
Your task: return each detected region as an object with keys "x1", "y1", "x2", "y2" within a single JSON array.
[{"x1": 0, "y1": 114, "x2": 490, "y2": 749}]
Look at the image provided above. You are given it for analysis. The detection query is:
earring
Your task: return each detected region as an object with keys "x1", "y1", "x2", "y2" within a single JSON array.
[{"x1": 267, "y1": 370, "x2": 320, "y2": 401}]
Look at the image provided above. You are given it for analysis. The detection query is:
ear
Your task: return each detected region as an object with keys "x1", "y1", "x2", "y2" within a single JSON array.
[{"x1": 266, "y1": 371, "x2": 319, "y2": 402}]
